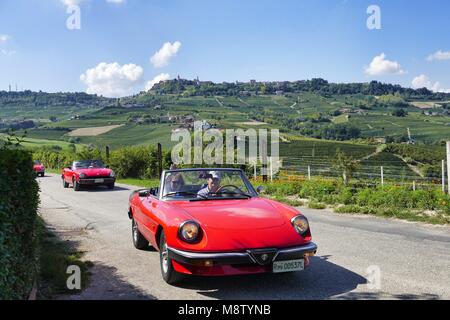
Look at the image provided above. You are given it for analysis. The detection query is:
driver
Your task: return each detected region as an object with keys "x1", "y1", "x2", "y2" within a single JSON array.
[{"x1": 197, "y1": 171, "x2": 221, "y2": 198}]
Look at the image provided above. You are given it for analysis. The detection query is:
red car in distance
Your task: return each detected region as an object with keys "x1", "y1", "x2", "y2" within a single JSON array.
[
  {"x1": 33, "y1": 160, "x2": 45, "y2": 177},
  {"x1": 62, "y1": 159, "x2": 116, "y2": 191},
  {"x1": 128, "y1": 168, "x2": 317, "y2": 284}
]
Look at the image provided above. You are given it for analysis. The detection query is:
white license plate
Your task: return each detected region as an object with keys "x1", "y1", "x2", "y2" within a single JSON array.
[
  {"x1": 94, "y1": 179, "x2": 104, "y2": 183},
  {"x1": 272, "y1": 259, "x2": 304, "y2": 273}
]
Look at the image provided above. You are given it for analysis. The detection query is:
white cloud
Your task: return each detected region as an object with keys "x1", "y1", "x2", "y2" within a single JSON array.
[
  {"x1": 0, "y1": 34, "x2": 11, "y2": 43},
  {"x1": 412, "y1": 74, "x2": 450, "y2": 93},
  {"x1": 60, "y1": 0, "x2": 84, "y2": 7},
  {"x1": 145, "y1": 73, "x2": 171, "y2": 91},
  {"x1": 427, "y1": 50, "x2": 450, "y2": 62},
  {"x1": 364, "y1": 53, "x2": 405, "y2": 76},
  {"x1": 80, "y1": 62, "x2": 144, "y2": 97},
  {"x1": 106, "y1": 0, "x2": 125, "y2": 3},
  {"x1": 150, "y1": 41, "x2": 181, "y2": 68},
  {"x1": 1, "y1": 49, "x2": 16, "y2": 56}
]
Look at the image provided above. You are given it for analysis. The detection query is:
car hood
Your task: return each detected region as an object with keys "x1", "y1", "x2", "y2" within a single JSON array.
[
  {"x1": 75, "y1": 168, "x2": 111, "y2": 176},
  {"x1": 170, "y1": 197, "x2": 286, "y2": 230},
  {"x1": 166, "y1": 197, "x2": 310, "y2": 251},
  {"x1": 33, "y1": 165, "x2": 44, "y2": 170}
]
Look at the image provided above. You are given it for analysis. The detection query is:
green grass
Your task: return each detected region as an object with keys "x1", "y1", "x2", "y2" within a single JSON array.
[
  {"x1": 77, "y1": 123, "x2": 176, "y2": 150},
  {"x1": 36, "y1": 217, "x2": 92, "y2": 299},
  {"x1": 117, "y1": 178, "x2": 160, "y2": 188},
  {"x1": 0, "y1": 134, "x2": 83, "y2": 152}
]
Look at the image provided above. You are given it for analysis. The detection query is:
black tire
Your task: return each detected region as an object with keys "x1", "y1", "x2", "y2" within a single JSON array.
[
  {"x1": 159, "y1": 231, "x2": 184, "y2": 285},
  {"x1": 63, "y1": 177, "x2": 69, "y2": 188},
  {"x1": 73, "y1": 178, "x2": 81, "y2": 191},
  {"x1": 40, "y1": 173, "x2": 45, "y2": 177},
  {"x1": 132, "y1": 218, "x2": 149, "y2": 250},
  {"x1": 107, "y1": 183, "x2": 115, "y2": 190}
]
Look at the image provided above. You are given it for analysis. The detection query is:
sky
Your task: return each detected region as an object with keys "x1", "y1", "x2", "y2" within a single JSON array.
[{"x1": 0, "y1": 0, "x2": 449, "y2": 97}]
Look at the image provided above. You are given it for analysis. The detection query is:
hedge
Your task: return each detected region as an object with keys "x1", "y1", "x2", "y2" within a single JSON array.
[{"x1": 0, "y1": 149, "x2": 40, "y2": 299}]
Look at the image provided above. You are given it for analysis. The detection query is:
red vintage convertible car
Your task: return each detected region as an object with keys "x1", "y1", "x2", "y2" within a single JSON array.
[
  {"x1": 128, "y1": 168, "x2": 317, "y2": 284},
  {"x1": 62, "y1": 160, "x2": 116, "y2": 191},
  {"x1": 33, "y1": 160, "x2": 45, "y2": 177}
]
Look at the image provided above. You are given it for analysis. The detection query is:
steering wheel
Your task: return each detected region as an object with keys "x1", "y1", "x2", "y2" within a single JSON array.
[{"x1": 216, "y1": 185, "x2": 245, "y2": 194}]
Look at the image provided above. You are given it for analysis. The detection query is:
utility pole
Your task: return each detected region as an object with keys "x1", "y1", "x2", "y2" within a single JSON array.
[
  {"x1": 308, "y1": 166, "x2": 311, "y2": 180},
  {"x1": 269, "y1": 157, "x2": 273, "y2": 182},
  {"x1": 442, "y1": 160, "x2": 446, "y2": 193},
  {"x1": 157, "y1": 143, "x2": 163, "y2": 178},
  {"x1": 381, "y1": 166, "x2": 384, "y2": 186},
  {"x1": 447, "y1": 142, "x2": 450, "y2": 195}
]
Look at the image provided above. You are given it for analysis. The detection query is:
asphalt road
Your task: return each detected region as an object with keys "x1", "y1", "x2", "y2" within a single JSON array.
[{"x1": 38, "y1": 174, "x2": 450, "y2": 300}]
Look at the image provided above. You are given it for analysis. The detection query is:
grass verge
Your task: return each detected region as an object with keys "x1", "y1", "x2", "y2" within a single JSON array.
[
  {"x1": 36, "y1": 217, "x2": 92, "y2": 299},
  {"x1": 116, "y1": 178, "x2": 160, "y2": 188}
]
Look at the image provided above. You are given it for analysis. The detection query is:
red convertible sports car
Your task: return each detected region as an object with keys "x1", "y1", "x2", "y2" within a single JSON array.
[
  {"x1": 128, "y1": 168, "x2": 317, "y2": 284},
  {"x1": 62, "y1": 159, "x2": 116, "y2": 191},
  {"x1": 33, "y1": 160, "x2": 45, "y2": 177}
]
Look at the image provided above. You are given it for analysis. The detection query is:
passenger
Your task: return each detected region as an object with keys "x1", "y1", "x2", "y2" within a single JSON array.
[{"x1": 165, "y1": 173, "x2": 185, "y2": 194}]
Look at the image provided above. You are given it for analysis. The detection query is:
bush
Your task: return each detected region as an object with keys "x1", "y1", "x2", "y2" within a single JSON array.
[
  {"x1": 108, "y1": 145, "x2": 171, "y2": 179},
  {"x1": 299, "y1": 179, "x2": 338, "y2": 202},
  {"x1": 0, "y1": 149, "x2": 40, "y2": 299}
]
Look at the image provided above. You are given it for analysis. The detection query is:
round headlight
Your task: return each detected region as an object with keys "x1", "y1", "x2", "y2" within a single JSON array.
[
  {"x1": 110, "y1": 170, "x2": 115, "y2": 177},
  {"x1": 291, "y1": 215, "x2": 309, "y2": 235},
  {"x1": 79, "y1": 173, "x2": 86, "y2": 179},
  {"x1": 179, "y1": 221, "x2": 201, "y2": 243}
]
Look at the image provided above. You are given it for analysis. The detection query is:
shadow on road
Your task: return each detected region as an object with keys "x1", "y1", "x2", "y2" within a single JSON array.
[
  {"x1": 76, "y1": 185, "x2": 132, "y2": 192},
  {"x1": 175, "y1": 255, "x2": 367, "y2": 300},
  {"x1": 334, "y1": 292, "x2": 440, "y2": 300},
  {"x1": 61, "y1": 263, "x2": 156, "y2": 300}
]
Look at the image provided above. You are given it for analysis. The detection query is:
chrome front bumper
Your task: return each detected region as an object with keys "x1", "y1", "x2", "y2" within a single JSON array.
[{"x1": 168, "y1": 242, "x2": 318, "y2": 266}]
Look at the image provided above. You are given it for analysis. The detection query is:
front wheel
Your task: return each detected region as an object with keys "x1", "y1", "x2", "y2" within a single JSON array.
[
  {"x1": 132, "y1": 218, "x2": 149, "y2": 250},
  {"x1": 159, "y1": 231, "x2": 183, "y2": 285},
  {"x1": 73, "y1": 178, "x2": 81, "y2": 191},
  {"x1": 63, "y1": 177, "x2": 69, "y2": 188},
  {"x1": 107, "y1": 183, "x2": 115, "y2": 190}
]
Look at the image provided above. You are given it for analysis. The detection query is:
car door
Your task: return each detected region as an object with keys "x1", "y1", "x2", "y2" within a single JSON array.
[
  {"x1": 63, "y1": 167, "x2": 72, "y2": 183},
  {"x1": 138, "y1": 191, "x2": 161, "y2": 249}
]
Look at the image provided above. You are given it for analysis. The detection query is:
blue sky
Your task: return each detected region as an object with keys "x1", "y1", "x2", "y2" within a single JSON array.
[{"x1": 0, "y1": 0, "x2": 449, "y2": 97}]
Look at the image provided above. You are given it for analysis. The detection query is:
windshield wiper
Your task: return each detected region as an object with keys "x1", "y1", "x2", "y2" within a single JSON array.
[{"x1": 163, "y1": 191, "x2": 207, "y2": 199}]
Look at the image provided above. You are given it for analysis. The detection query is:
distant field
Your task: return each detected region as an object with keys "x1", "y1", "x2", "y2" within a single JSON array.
[
  {"x1": 68, "y1": 124, "x2": 124, "y2": 137},
  {"x1": 0, "y1": 134, "x2": 82, "y2": 152},
  {"x1": 77, "y1": 123, "x2": 176, "y2": 149},
  {"x1": 280, "y1": 138, "x2": 376, "y2": 176}
]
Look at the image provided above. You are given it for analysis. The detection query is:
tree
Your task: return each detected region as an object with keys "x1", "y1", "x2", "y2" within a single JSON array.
[
  {"x1": 332, "y1": 150, "x2": 360, "y2": 184},
  {"x1": 392, "y1": 108, "x2": 407, "y2": 117}
]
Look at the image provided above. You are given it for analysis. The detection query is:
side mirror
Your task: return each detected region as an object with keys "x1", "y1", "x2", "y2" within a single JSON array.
[
  {"x1": 138, "y1": 189, "x2": 150, "y2": 197},
  {"x1": 256, "y1": 186, "x2": 265, "y2": 194}
]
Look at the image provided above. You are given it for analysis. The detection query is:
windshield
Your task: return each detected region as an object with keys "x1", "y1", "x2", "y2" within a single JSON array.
[
  {"x1": 34, "y1": 160, "x2": 41, "y2": 165},
  {"x1": 162, "y1": 169, "x2": 255, "y2": 200},
  {"x1": 73, "y1": 160, "x2": 105, "y2": 169}
]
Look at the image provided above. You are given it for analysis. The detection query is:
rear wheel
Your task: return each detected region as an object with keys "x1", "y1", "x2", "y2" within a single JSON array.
[
  {"x1": 132, "y1": 218, "x2": 149, "y2": 250},
  {"x1": 73, "y1": 178, "x2": 81, "y2": 191},
  {"x1": 159, "y1": 231, "x2": 184, "y2": 285}
]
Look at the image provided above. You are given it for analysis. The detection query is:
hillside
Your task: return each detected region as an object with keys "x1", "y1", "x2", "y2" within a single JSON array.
[{"x1": 1, "y1": 79, "x2": 450, "y2": 182}]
